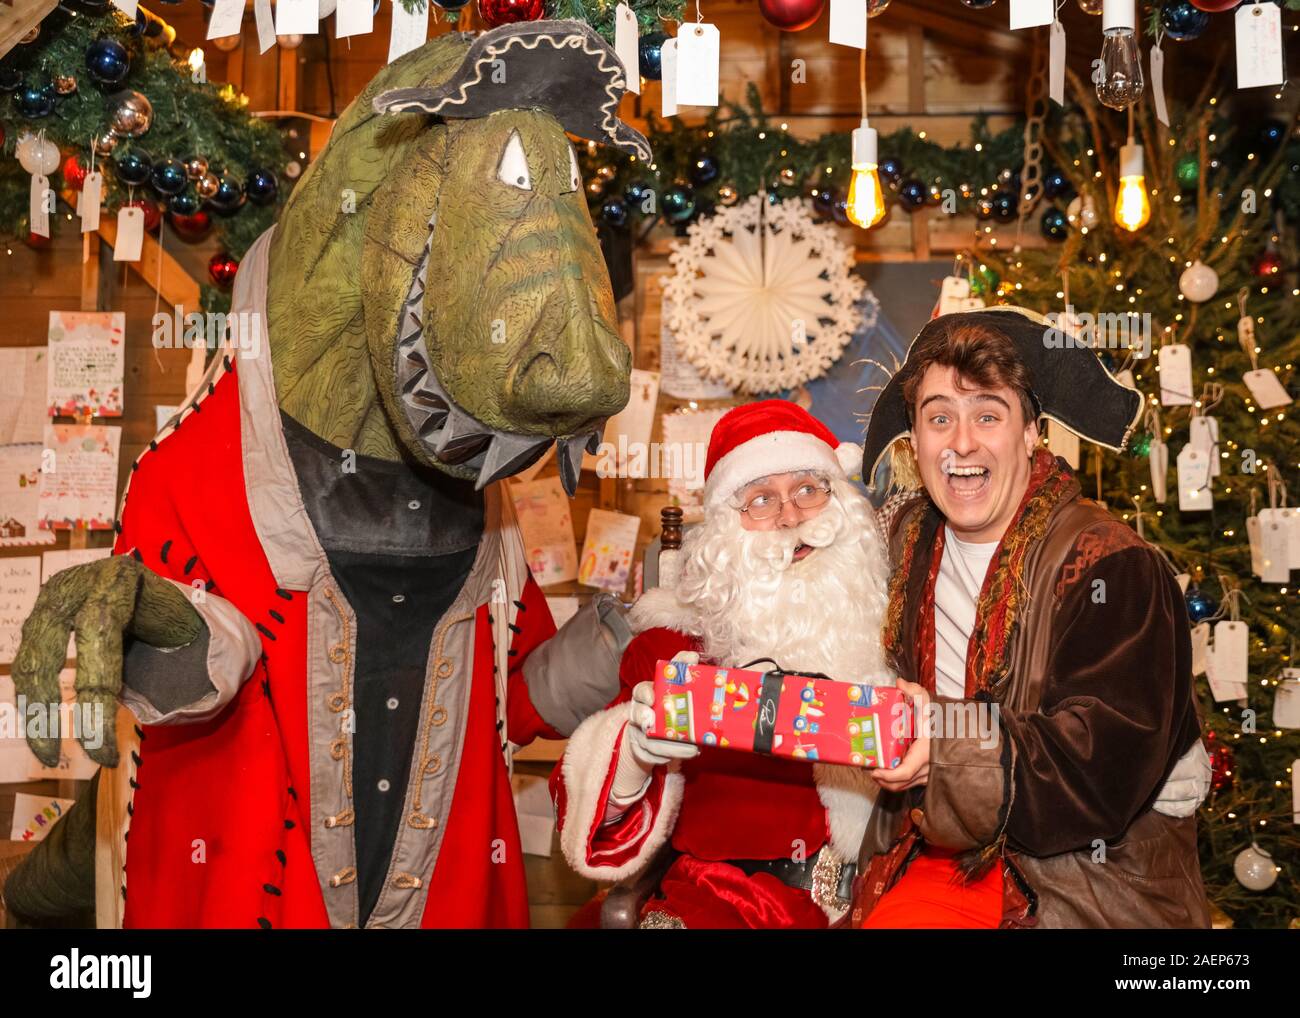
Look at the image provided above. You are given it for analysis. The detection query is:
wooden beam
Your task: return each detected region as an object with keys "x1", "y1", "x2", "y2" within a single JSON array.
[
  {"x1": 906, "y1": 24, "x2": 926, "y2": 115},
  {"x1": 0, "y1": 0, "x2": 56, "y2": 60}
]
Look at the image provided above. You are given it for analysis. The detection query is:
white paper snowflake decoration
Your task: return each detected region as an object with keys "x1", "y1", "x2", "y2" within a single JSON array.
[{"x1": 661, "y1": 195, "x2": 864, "y2": 395}]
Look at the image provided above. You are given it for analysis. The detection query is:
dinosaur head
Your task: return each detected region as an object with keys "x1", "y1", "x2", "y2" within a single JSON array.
[{"x1": 266, "y1": 22, "x2": 648, "y2": 493}]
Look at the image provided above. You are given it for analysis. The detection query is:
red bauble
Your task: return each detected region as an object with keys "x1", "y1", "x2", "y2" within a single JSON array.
[
  {"x1": 476, "y1": 0, "x2": 545, "y2": 28},
  {"x1": 759, "y1": 0, "x2": 826, "y2": 31},
  {"x1": 1252, "y1": 248, "x2": 1283, "y2": 278},
  {"x1": 62, "y1": 154, "x2": 88, "y2": 191},
  {"x1": 125, "y1": 198, "x2": 162, "y2": 233},
  {"x1": 1205, "y1": 733, "x2": 1235, "y2": 792},
  {"x1": 1187, "y1": 0, "x2": 1240, "y2": 11},
  {"x1": 208, "y1": 251, "x2": 239, "y2": 287},
  {"x1": 168, "y1": 210, "x2": 212, "y2": 241}
]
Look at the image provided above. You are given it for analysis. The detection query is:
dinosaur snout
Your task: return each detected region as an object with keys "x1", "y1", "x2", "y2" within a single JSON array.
[{"x1": 506, "y1": 323, "x2": 630, "y2": 436}]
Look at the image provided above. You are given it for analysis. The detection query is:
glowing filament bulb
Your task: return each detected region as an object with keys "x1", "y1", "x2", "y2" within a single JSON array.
[
  {"x1": 1114, "y1": 141, "x2": 1150, "y2": 232},
  {"x1": 848, "y1": 120, "x2": 885, "y2": 229}
]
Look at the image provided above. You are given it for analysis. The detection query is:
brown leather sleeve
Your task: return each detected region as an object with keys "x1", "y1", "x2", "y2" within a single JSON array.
[
  {"x1": 998, "y1": 543, "x2": 1199, "y2": 856},
  {"x1": 917, "y1": 695, "x2": 1012, "y2": 851}
]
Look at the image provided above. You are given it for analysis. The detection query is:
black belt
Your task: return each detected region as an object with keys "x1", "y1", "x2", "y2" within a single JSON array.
[{"x1": 728, "y1": 848, "x2": 856, "y2": 901}]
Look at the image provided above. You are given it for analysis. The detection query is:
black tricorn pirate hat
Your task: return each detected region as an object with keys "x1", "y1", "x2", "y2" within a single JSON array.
[
  {"x1": 372, "y1": 19, "x2": 652, "y2": 163},
  {"x1": 862, "y1": 306, "x2": 1144, "y2": 488}
]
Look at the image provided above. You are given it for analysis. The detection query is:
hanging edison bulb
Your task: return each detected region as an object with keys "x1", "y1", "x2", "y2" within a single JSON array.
[
  {"x1": 1114, "y1": 141, "x2": 1151, "y2": 232},
  {"x1": 1097, "y1": 0, "x2": 1144, "y2": 110},
  {"x1": 847, "y1": 119, "x2": 886, "y2": 228}
]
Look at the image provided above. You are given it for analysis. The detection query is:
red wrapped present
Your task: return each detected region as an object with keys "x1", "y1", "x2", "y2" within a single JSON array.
[{"x1": 647, "y1": 659, "x2": 912, "y2": 768}]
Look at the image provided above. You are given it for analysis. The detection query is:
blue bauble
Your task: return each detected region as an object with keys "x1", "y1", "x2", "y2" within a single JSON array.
[
  {"x1": 1042, "y1": 169, "x2": 1072, "y2": 199},
  {"x1": 150, "y1": 159, "x2": 188, "y2": 196},
  {"x1": 1257, "y1": 119, "x2": 1287, "y2": 151},
  {"x1": 85, "y1": 37, "x2": 130, "y2": 86},
  {"x1": 169, "y1": 190, "x2": 201, "y2": 216},
  {"x1": 812, "y1": 188, "x2": 836, "y2": 218},
  {"x1": 1185, "y1": 587, "x2": 1218, "y2": 624},
  {"x1": 208, "y1": 177, "x2": 244, "y2": 214},
  {"x1": 601, "y1": 197, "x2": 629, "y2": 227},
  {"x1": 435, "y1": 0, "x2": 471, "y2": 9},
  {"x1": 689, "y1": 151, "x2": 719, "y2": 186},
  {"x1": 1040, "y1": 206, "x2": 1068, "y2": 241},
  {"x1": 15, "y1": 85, "x2": 55, "y2": 118},
  {"x1": 245, "y1": 168, "x2": 278, "y2": 206},
  {"x1": 0, "y1": 67, "x2": 22, "y2": 92},
  {"x1": 992, "y1": 191, "x2": 1017, "y2": 222},
  {"x1": 115, "y1": 150, "x2": 152, "y2": 186},
  {"x1": 833, "y1": 194, "x2": 849, "y2": 224},
  {"x1": 639, "y1": 32, "x2": 668, "y2": 81},
  {"x1": 624, "y1": 179, "x2": 652, "y2": 209},
  {"x1": 960, "y1": 0, "x2": 997, "y2": 7},
  {"x1": 878, "y1": 157, "x2": 903, "y2": 186},
  {"x1": 898, "y1": 179, "x2": 927, "y2": 210},
  {"x1": 661, "y1": 184, "x2": 696, "y2": 224},
  {"x1": 1160, "y1": 1, "x2": 1209, "y2": 41}
]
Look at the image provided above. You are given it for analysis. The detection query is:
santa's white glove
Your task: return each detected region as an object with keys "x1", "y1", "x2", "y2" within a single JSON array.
[
  {"x1": 1151, "y1": 739, "x2": 1212, "y2": 818},
  {"x1": 608, "y1": 655, "x2": 701, "y2": 809}
]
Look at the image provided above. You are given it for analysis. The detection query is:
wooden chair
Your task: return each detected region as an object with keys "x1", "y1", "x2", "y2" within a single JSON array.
[{"x1": 599, "y1": 506, "x2": 688, "y2": 929}]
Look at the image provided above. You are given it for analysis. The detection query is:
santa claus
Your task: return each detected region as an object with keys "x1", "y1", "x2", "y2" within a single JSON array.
[{"x1": 550, "y1": 401, "x2": 894, "y2": 928}]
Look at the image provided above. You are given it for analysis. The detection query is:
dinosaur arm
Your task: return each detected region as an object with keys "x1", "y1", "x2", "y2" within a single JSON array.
[
  {"x1": 508, "y1": 578, "x2": 628, "y2": 743},
  {"x1": 113, "y1": 462, "x2": 263, "y2": 726}
]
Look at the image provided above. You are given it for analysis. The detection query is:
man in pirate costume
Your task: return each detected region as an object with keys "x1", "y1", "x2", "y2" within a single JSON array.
[
  {"x1": 5, "y1": 23, "x2": 644, "y2": 930},
  {"x1": 852, "y1": 307, "x2": 1212, "y2": 928}
]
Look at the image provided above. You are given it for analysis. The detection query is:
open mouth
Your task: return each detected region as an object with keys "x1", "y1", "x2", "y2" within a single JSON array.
[
  {"x1": 393, "y1": 214, "x2": 604, "y2": 495},
  {"x1": 792, "y1": 542, "x2": 814, "y2": 562},
  {"x1": 943, "y1": 463, "x2": 991, "y2": 499}
]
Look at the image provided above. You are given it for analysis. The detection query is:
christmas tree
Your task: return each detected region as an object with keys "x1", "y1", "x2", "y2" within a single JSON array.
[{"x1": 978, "y1": 68, "x2": 1299, "y2": 929}]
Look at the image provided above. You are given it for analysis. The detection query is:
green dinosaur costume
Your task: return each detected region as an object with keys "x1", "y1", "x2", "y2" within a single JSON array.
[{"x1": 5, "y1": 21, "x2": 642, "y2": 929}]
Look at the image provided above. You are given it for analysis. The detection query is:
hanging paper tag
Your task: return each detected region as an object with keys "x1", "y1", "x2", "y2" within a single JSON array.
[
  {"x1": 661, "y1": 38, "x2": 679, "y2": 117},
  {"x1": 80, "y1": 171, "x2": 103, "y2": 233},
  {"x1": 1210, "y1": 620, "x2": 1249, "y2": 702},
  {"x1": 614, "y1": 4, "x2": 641, "y2": 93},
  {"x1": 1274, "y1": 671, "x2": 1300, "y2": 728},
  {"x1": 336, "y1": 0, "x2": 374, "y2": 39},
  {"x1": 113, "y1": 206, "x2": 144, "y2": 262},
  {"x1": 1151, "y1": 43, "x2": 1169, "y2": 127},
  {"x1": 1149, "y1": 437, "x2": 1168, "y2": 504},
  {"x1": 1235, "y1": 1, "x2": 1284, "y2": 90},
  {"x1": 1257, "y1": 508, "x2": 1295, "y2": 580},
  {"x1": 1010, "y1": 0, "x2": 1053, "y2": 31},
  {"x1": 938, "y1": 276, "x2": 976, "y2": 315},
  {"x1": 1158, "y1": 343, "x2": 1193, "y2": 406},
  {"x1": 276, "y1": 0, "x2": 319, "y2": 35},
  {"x1": 1174, "y1": 572, "x2": 1190, "y2": 594},
  {"x1": 1049, "y1": 20, "x2": 1066, "y2": 106},
  {"x1": 255, "y1": 0, "x2": 276, "y2": 54},
  {"x1": 1293, "y1": 757, "x2": 1300, "y2": 823},
  {"x1": 1116, "y1": 368, "x2": 1136, "y2": 390},
  {"x1": 1190, "y1": 621, "x2": 1211, "y2": 677},
  {"x1": 1189, "y1": 415, "x2": 1219, "y2": 477},
  {"x1": 29, "y1": 173, "x2": 51, "y2": 239},
  {"x1": 1284, "y1": 506, "x2": 1300, "y2": 569},
  {"x1": 830, "y1": 0, "x2": 868, "y2": 49},
  {"x1": 388, "y1": 0, "x2": 429, "y2": 63},
  {"x1": 1246, "y1": 514, "x2": 1266, "y2": 577},
  {"x1": 1046, "y1": 419, "x2": 1080, "y2": 469},
  {"x1": 112, "y1": 0, "x2": 139, "y2": 18},
  {"x1": 207, "y1": 0, "x2": 244, "y2": 39},
  {"x1": 676, "y1": 23, "x2": 720, "y2": 108},
  {"x1": 1176, "y1": 445, "x2": 1212, "y2": 512},
  {"x1": 1243, "y1": 367, "x2": 1292, "y2": 409}
]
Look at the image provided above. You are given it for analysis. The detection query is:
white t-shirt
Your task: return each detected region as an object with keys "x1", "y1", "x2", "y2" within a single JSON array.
[{"x1": 933, "y1": 526, "x2": 1000, "y2": 699}]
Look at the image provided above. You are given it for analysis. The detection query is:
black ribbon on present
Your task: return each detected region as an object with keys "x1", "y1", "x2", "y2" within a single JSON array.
[{"x1": 739, "y1": 659, "x2": 834, "y2": 757}]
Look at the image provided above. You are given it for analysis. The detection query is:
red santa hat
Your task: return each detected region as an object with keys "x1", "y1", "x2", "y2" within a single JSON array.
[{"x1": 703, "y1": 400, "x2": 864, "y2": 508}]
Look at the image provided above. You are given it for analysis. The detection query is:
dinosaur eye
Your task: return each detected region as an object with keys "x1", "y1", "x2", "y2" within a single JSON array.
[
  {"x1": 497, "y1": 130, "x2": 532, "y2": 191},
  {"x1": 565, "y1": 145, "x2": 580, "y2": 193}
]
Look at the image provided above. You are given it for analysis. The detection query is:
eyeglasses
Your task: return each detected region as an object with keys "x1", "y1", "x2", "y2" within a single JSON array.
[{"x1": 738, "y1": 483, "x2": 831, "y2": 521}]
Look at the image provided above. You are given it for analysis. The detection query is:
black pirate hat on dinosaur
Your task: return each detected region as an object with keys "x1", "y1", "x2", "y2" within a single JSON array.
[
  {"x1": 372, "y1": 19, "x2": 652, "y2": 162},
  {"x1": 862, "y1": 306, "x2": 1144, "y2": 490}
]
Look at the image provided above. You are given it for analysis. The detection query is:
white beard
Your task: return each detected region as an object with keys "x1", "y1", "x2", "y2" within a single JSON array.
[{"x1": 672, "y1": 477, "x2": 893, "y2": 685}]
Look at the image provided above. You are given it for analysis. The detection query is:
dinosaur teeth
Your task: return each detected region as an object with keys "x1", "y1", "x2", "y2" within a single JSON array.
[
  {"x1": 475, "y1": 432, "x2": 553, "y2": 491},
  {"x1": 557, "y1": 435, "x2": 588, "y2": 496},
  {"x1": 432, "y1": 405, "x2": 492, "y2": 464}
]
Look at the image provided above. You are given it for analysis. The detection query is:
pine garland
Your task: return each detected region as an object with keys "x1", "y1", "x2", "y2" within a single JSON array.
[{"x1": 0, "y1": 6, "x2": 284, "y2": 272}]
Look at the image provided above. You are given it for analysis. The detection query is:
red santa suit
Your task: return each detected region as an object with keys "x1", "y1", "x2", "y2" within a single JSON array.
[
  {"x1": 550, "y1": 400, "x2": 889, "y2": 929},
  {"x1": 95, "y1": 228, "x2": 621, "y2": 929}
]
